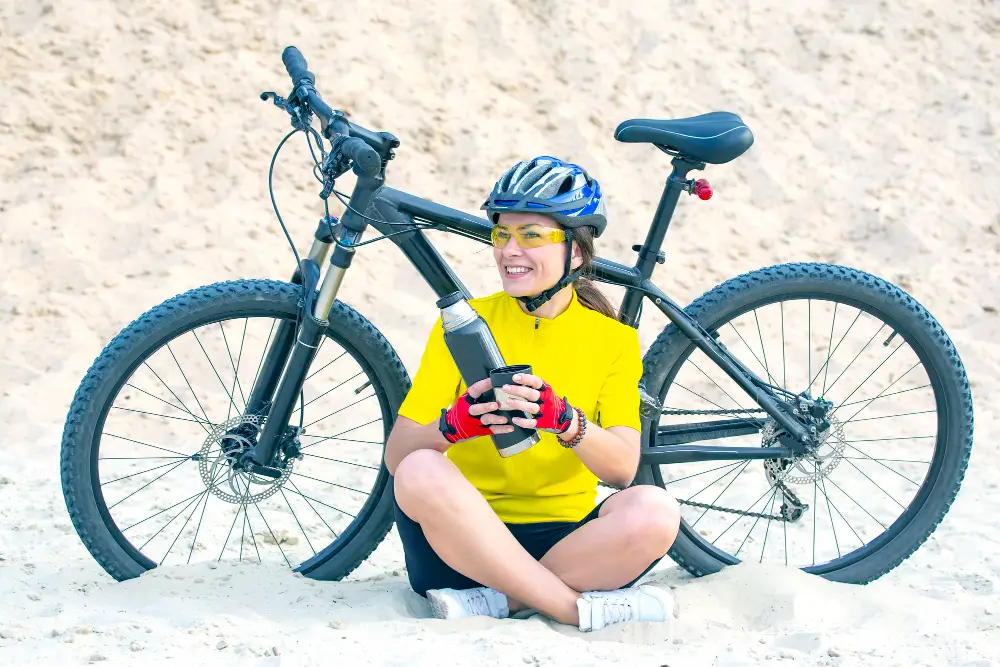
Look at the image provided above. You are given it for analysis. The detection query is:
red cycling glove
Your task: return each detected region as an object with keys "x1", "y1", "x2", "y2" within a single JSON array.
[
  {"x1": 534, "y1": 383, "x2": 576, "y2": 434},
  {"x1": 438, "y1": 391, "x2": 493, "y2": 444}
]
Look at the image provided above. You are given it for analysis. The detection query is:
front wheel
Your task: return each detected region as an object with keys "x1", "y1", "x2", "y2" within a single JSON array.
[
  {"x1": 639, "y1": 263, "x2": 973, "y2": 584},
  {"x1": 60, "y1": 280, "x2": 409, "y2": 581}
]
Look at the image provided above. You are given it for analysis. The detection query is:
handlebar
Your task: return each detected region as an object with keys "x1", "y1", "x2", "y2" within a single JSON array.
[{"x1": 281, "y1": 46, "x2": 385, "y2": 178}]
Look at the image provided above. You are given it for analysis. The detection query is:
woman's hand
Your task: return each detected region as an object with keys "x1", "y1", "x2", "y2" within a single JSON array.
[
  {"x1": 497, "y1": 373, "x2": 576, "y2": 437},
  {"x1": 439, "y1": 378, "x2": 512, "y2": 442}
]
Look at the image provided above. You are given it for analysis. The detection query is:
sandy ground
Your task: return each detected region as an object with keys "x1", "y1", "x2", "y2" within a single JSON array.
[{"x1": 1, "y1": 0, "x2": 999, "y2": 665}]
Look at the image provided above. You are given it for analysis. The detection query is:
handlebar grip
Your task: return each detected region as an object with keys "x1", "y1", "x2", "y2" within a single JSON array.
[
  {"x1": 340, "y1": 137, "x2": 382, "y2": 177},
  {"x1": 282, "y1": 46, "x2": 315, "y2": 86}
]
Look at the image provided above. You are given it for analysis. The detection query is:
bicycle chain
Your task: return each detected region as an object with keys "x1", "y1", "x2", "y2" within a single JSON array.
[{"x1": 641, "y1": 398, "x2": 802, "y2": 522}]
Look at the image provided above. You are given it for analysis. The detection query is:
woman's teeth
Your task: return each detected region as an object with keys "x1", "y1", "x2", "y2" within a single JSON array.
[{"x1": 506, "y1": 267, "x2": 531, "y2": 275}]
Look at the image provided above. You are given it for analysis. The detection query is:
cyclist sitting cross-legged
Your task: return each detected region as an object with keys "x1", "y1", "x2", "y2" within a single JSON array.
[{"x1": 384, "y1": 156, "x2": 681, "y2": 632}]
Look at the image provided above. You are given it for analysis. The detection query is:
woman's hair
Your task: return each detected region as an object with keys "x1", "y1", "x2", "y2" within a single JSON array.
[{"x1": 571, "y1": 227, "x2": 617, "y2": 319}]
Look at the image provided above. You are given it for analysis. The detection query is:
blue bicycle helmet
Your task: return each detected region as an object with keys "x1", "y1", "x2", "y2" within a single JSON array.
[{"x1": 482, "y1": 156, "x2": 607, "y2": 312}]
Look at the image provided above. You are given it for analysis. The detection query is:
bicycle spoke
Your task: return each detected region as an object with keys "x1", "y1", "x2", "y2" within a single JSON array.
[
  {"x1": 712, "y1": 465, "x2": 794, "y2": 545},
  {"x1": 100, "y1": 455, "x2": 190, "y2": 461},
  {"x1": 299, "y1": 434, "x2": 383, "y2": 446},
  {"x1": 823, "y1": 323, "x2": 886, "y2": 395},
  {"x1": 166, "y1": 343, "x2": 216, "y2": 428},
  {"x1": 161, "y1": 466, "x2": 227, "y2": 565},
  {"x1": 813, "y1": 463, "x2": 818, "y2": 565},
  {"x1": 660, "y1": 461, "x2": 743, "y2": 486},
  {"x1": 287, "y1": 479, "x2": 340, "y2": 538},
  {"x1": 303, "y1": 391, "x2": 376, "y2": 429},
  {"x1": 843, "y1": 443, "x2": 922, "y2": 487},
  {"x1": 676, "y1": 365, "x2": 762, "y2": 431},
  {"x1": 219, "y1": 320, "x2": 249, "y2": 416},
  {"x1": 191, "y1": 328, "x2": 241, "y2": 418},
  {"x1": 103, "y1": 432, "x2": 191, "y2": 458},
  {"x1": 122, "y1": 487, "x2": 209, "y2": 532},
  {"x1": 780, "y1": 301, "x2": 787, "y2": 389},
  {"x1": 279, "y1": 488, "x2": 316, "y2": 556},
  {"x1": 735, "y1": 485, "x2": 778, "y2": 557},
  {"x1": 820, "y1": 303, "x2": 838, "y2": 396},
  {"x1": 759, "y1": 489, "x2": 779, "y2": 563},
  {"x1": 138, "y1": 367, "x2": 215, "y2": 438},
  {"x1": 807, "y1": 299, "x2": 812, "y2": 394},
  {"x1": 108, "y1": 458, "x2": 191, "y2": 510},
  {"x1": 242, "y1": 488, "x2": 261, "y2": 563},
  {"x1": 753, "y1": 309, "x2": 772, "y2": 385},
  {"x1": 838, "y1": 362, "x2": 921, "y2": 424},
  {"x1": 111, "y1": 405, "x2": 207, "y2": 426},
  {"x1": 691, "y1": 461, "x2": 753, "y2": 528},
  {"x1": 139, "y1": 488, "x2": 208, "y2": 551},
  {"x1": 820, "y1": 475, "x2": 842, "y2": 559},
  {"x1": 832, "y1": 340, "x2": 906, "y2": 411},
  {"x1": 282, "y1": 485, "x2": 358, "y2": 520},
  {"x1": 846, "y1": 409, "x2": 935, "y2": 424},
  {"x1": 807, "y1": 310, "x2": 863, "y2": 394},
  {"x1": 819, "y1": 476, "x2": 865, "y2": 547},
  {"x1": 186, "y1": 482, "x2": 213, "y2": 564},
  {"x1": 290, "y1": 471, "x2": 370, "y2": 496},
  {"x1": 299, "y1": 418, "x2": 382, "y2": 450},
  {"x1": 843, "y1": 436, "x2": 935, "y2": 444},
  {"x1": 837, "y1": 383, "x2": 930, "y2": 409},
  {"x1": 294, "y1": 370, "x2": 364, "y2": 415},
  {"x1": 102, "y1": 460, "x2": 188, "y2": 486},
  {"x1": 251, "y1": 500, "x2": 291, "y2": 568},
  {"x1": 841, "y1": 456, "x2": 929, "y2": 464},
  {"x1": 302, "y1": 452, "x2": 380, "y2": 470},
  {"x1": 218, "y1": 497, "x2": 246, "y2": 561},
  {"x1": 305, "y1": 350, "x2": 348, "y2": 382},
  {"x1": 123, "y1": 382, "x2": 213, "y2": 428},
  {"x1": 249, "y1": 319, "x2": 278, "y2": 402},
  {"x1": 824, "y1": 475, "x2": 887, "y2": 530},
  {"x1": 726, "y1": 320, "x2": 778, "y2": 387}
]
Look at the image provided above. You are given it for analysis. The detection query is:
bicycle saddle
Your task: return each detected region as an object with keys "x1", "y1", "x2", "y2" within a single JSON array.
[{"x1": 614, "y1": 112, "x2": 754, "y2": 164}]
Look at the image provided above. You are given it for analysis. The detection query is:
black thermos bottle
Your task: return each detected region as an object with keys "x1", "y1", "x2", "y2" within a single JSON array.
[{"x1": 436, "y1": 292, "x2": 540, "y2": 457}]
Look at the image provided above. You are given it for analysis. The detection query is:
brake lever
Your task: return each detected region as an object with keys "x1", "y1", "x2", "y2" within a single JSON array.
[{"x1": 260, "y1": 91, "x2": 313, "y2": 132}]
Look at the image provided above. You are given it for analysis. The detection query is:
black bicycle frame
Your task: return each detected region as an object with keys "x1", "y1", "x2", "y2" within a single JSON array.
[{"x1": 244, "y1": 156, "x2": 813, "y2": 473}]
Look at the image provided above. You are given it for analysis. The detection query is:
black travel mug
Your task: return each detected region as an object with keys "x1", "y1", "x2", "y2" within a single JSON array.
[{"x1": 436, "y1": 292, "x2": 540, "y2": 457}]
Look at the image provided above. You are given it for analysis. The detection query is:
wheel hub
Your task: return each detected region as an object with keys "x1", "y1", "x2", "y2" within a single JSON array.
[
  {"x1": 762, "y1": 406, "x2": 846, "y2": 485},
  {"x1": 198, "y1": 414, "x2": 297, "y2": 504}
]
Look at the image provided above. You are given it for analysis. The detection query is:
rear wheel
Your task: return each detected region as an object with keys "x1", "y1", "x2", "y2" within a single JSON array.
[
  {"x1": 60, "y1": 280, "x2": 409, "y2": 581},
  {"x1": 639, "y1": 263, "x2": 973, "y2": 583}
]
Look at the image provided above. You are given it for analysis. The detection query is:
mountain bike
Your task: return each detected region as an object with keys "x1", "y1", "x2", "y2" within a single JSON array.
[{"x1": 60, "y1": 47, "x2": 973, "y2": 586}]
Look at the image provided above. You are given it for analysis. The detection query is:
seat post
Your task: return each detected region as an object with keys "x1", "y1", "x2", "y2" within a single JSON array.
[
  {"x1": 617, "y1": 155, "x2": 704, "y2": 327},
  {"x1": 633, "y1": 156, "x2": 703, "y2": 281}
]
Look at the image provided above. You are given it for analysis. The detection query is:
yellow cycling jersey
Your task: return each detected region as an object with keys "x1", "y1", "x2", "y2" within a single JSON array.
[{"x1": 397, "y1": 289, "x2": 643, "y2": 523}]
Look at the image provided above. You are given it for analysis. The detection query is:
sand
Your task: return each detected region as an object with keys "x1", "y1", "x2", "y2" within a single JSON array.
[{"x1": 1, "y1": 0, "x2": 999, "y2": 665}]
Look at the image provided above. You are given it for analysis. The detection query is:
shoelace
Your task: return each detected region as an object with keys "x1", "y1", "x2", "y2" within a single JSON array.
[
  {"x1": 461, "y1": 589, "x2": 495, "y2": 616},
  {"x1": 597, "y1": 597, "x2": 636, "y2": 626}
]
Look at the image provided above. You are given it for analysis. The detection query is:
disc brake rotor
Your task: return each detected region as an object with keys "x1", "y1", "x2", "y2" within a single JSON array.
[
  {"x1": 198, "y1": 414, "x2": 296, "y2": 504},
  {"x1": 762, "y1": 415, "x2": 847, "y2": 484}
]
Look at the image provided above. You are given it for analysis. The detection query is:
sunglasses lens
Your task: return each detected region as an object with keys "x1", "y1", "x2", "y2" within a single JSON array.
[{"x1": 491, "y1": 227, "x2": 510, "y2": 248}]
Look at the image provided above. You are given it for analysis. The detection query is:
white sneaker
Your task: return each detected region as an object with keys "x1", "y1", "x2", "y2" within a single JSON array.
[
  {"x1": 426, "y1": 587, "x2": 510, "y2": 620},
  {"x1": 576, "y1": 585, "x2": 676, "y2": 632}
]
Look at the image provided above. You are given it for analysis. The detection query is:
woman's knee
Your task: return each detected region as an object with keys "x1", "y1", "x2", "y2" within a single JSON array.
[
  {"x1": 611, "y1": 486, "x2": 681, "y2": 555},
  {"x1": 392, "y1": 449, "x2": 456, "y2": 518}
]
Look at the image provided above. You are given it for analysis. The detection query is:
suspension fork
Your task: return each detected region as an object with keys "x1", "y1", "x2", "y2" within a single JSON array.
[{"x1": 241, "y1": 218, "x2": 357, "y2": 472}]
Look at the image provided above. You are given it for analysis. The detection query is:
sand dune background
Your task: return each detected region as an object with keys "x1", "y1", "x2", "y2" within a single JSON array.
[{"x1": 1, "y1": 0, "x2": 999, "y2": 665}]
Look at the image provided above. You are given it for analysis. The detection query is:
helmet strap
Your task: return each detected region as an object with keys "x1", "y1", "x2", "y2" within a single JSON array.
[{"x1": 517, "y1": 231, "x2": 580, "y2": 313}]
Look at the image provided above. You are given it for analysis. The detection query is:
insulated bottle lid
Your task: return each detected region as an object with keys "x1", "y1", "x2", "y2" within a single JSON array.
[{"x1": 436, "y1": 291, "x2": 466, "y2": 309}]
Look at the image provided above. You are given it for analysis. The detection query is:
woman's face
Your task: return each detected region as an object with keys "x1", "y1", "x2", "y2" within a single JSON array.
[{"x1": 493, "y1": 213, "x2": 582, "y2": 298}]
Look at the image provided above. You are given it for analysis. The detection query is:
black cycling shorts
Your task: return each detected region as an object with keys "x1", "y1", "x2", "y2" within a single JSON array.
[{"x1": 393, "y1": 493, "x2": 660, "y2": 597}]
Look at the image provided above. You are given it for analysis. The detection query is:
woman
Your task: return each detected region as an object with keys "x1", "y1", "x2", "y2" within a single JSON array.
[{"x1": 384, "y1": 156, "x2": 681, "y2": 632}]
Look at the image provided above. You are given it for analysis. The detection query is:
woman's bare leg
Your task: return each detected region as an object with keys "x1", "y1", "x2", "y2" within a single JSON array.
[
  {"x1": 507, "y1": 485, "x2": 680, "y2": 612},
  {"x1": 393, "y1": 448, "x2": 582, "y2": 625}
]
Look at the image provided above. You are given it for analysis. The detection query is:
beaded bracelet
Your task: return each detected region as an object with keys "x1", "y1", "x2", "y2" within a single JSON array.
[{"x1": 560, "y1": 408, "x2": 587, "y2": 448}]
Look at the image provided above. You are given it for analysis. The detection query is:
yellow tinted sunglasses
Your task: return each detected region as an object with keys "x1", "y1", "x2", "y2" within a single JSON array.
[{"x1": 490, "y1": 224, "x2": 567, "y2": 249}]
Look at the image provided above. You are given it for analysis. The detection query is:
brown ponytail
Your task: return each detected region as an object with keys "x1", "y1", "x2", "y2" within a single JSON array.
[{"x1": 571, "y1": 227, "x2": 618, "y2": 320}]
